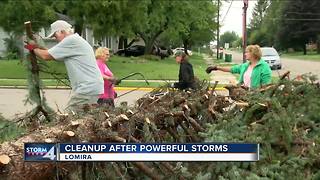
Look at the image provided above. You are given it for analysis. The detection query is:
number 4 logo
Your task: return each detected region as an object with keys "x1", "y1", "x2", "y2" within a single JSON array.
[{"x1": 43, "y1": 146, "x2": 56, "y2": 160}]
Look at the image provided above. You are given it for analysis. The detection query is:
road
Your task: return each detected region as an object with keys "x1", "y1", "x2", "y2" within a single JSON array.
[
  {"x1": 0, "y1": 88, "x2": 148, "y2": 120},
  {"x1": 227, "y1": 50, "x2": 320, "y2": 78}
]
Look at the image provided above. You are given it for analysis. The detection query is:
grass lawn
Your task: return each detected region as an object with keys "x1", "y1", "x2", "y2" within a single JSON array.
[
  {"x1": 108, "y1": 54, "x2": 209, "y2": 80},
  {"x1": 0, "y1": 54, "x2": 210, "y2": 86},
  {"x1": 282, "y1": 51, "x2": 320, "y2": 61}
]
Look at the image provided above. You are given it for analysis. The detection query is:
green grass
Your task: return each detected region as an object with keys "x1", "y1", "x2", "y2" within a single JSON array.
[
  {"x1": 0, "y1": 55, "x2": 210, "y2": 86},
  {"x1": 108, "y1": 54, "x2": 209, "y2": 80},
  {"x1": 0, "y1": 60, "x2": 66, "y2": 79},
  {"x1": 282, "y1": 51, "x2": 320, "y2": 61},
  {"x1": 0, "y1": 55, "x2": 210, "y2": 80}
]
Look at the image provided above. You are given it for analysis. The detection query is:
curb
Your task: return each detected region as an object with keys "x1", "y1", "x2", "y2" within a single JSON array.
[{"x1": 0, "y1": 86, "x2": 227, "y2": 91}]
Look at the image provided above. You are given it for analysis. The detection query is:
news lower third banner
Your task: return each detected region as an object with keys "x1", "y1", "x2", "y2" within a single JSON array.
[{"x1": 24, "y1": 143, "x2": 259, "y2": 162}]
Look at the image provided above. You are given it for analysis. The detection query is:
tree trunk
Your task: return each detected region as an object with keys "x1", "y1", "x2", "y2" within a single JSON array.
[
  {"x1": 118, "y1": 36, "x2": 124, "y2": 49},
  {"x1": 74, "y1": 19, "x2": 84, "y2": 36},
  {"x1": 144, "y1": 40, "x2": 154, "y2": 55},
  {"x1": 317, "y1": 36, "x2": 320, "y2": 54},
  {"x1": 183, "y1": 39, "x2": 190, "y2": 55},
  {"x1": 124, "y1": 38, "x2": 128, "y2": 48},
  {"x1": 303, "y1": 44, "x2": 307, "y2": 55}
]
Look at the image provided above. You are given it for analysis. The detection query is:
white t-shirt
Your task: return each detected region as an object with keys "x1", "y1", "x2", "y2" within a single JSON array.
[{"x1": 48, "y1": 34, "x2": 103, "y2": 95}]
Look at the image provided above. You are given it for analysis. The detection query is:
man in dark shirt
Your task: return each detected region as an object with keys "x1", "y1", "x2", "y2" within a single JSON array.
[{"x1": 173, "y1": 50, "x2": 195, "y2": 90}]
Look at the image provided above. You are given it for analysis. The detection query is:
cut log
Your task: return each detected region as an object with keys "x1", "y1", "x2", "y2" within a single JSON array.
[
  {"x1": 63, "y1": 130, "x2": 75, "y2": 138},
  {"x1": 0, "y1": 154, "x2": 10, "y2": 165}
]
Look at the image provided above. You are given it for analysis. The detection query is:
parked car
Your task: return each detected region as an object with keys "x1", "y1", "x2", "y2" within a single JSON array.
[
  {"x1": 116, "y1": 45, "x2": 145, "y2": 57},
  {"x1": 154, "y1": 46, "x2": 172, "y2": 59},
  {"x1": 261, "y1": 47, "x2": 281, "y2": 70},
  {"x1": 172, "y1": 47, "x2": 192, "y2": 56}
]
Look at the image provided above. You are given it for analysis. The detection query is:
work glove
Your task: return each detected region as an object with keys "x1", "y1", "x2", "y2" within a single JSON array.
[
  {"x1": 114, "y1": 79, "x2": 122, "y2": 85},
  {"x1": 24, "y1": 44, "x2": 37, "y2": 52},
  {"x1": 24, "y1": 41, "x2": 38, "y2": 52},
  {"x1": 205, "y1": 66, "x2": 218, "y2": 74},
  {"x1": 110, "y1": 77, "x2": 121, "y2": 85}
]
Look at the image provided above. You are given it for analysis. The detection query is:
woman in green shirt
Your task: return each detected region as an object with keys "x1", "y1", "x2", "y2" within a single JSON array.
[{"x1": 206, "y1": 45, "x2": 272, "y2": 89}]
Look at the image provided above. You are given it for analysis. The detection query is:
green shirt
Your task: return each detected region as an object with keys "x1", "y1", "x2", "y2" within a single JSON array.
[{"x1": 230, "y1": 59, "x2": 272, "y2": 89}]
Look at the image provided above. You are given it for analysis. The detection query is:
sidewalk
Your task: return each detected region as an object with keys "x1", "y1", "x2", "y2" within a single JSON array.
[{"x1": 203, "y1": 54, "x2": 237, "y2": 85}]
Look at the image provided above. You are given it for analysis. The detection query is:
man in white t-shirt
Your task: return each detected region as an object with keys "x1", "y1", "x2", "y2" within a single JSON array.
[{"x1": 25, "y1": 20, "x2": 103, "y2": 113}]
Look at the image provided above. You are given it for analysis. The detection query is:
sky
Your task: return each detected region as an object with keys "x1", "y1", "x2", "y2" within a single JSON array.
[{"x1": 220, "y1": 0, "x2": 256, "y2": 36}]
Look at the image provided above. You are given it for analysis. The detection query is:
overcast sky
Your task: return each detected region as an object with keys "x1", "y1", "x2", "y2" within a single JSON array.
[{"x1": 220, "y1": 0, "x2": 256, "y2": 36}]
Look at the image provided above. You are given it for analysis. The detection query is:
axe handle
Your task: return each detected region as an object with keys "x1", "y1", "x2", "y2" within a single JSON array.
[{"x1": 24, "y1": 21, "x2": 39, "y2": 74}]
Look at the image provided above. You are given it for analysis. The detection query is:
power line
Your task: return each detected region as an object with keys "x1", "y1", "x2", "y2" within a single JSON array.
[
  {"x1": 221, "y1": 0, "x2": 233, "y2": 23},
  {"x1": 265, "y1": 18, "x2": 320, "y2": 21},
  {"x1": 286, "y1": 12, "x2": 320, "y2": 16}
]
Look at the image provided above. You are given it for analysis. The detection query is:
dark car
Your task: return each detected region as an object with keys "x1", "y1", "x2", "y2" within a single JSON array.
[{"x1": 116, "y1": 45, "x2": 145, "y2": 57}]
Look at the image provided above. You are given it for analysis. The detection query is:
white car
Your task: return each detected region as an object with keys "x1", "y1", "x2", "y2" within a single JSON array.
[
  {"x1": 261, "y1": 47, "x2": 281, "y2": 70},
  {"x1": 172, "y1": 48, "x2": 192, "y2": 56}
]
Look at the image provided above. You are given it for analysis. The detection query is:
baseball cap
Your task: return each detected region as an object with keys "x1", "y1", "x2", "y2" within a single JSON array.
[
  {"x1": 46, "y1": 20, "x2": 72, "y2": 38},
  {"x1": 174, "y1": 50, "x2": 186, "y2": 57}
]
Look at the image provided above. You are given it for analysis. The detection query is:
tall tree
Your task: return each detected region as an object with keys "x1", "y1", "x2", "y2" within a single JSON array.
[
  {"x1": 277, "y1": 0, "x2": 320, "y2": 54},
  {"x1": 247, "y1": 0, "x2": 270, "y2": 46},
  {"x1": 158, "y1": 1, "x2": 217, "y2": 54},
  {"x1": 248, "y1": 0, "x2": 270, "y2": 31}
]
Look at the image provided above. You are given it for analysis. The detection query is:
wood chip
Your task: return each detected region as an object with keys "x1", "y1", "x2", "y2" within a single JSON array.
[
  {"x1": 204, "y1": 94, "x2": 209, "y2": 99},
  {"x1": 183, "y1": 104, "x2": 190, "y2": 111},
  {"x1": 235, "y1": 102, "x2": 249, "y2": 107},
  {"x1": 119, "y1": 114, "x2": 129, "y2": 121},
  {"x1": 107, "y1": 120, "x2": 112, "y2": 127},
  {"x1": 64, "y1": 131, "x2": 75, "y2": 137},
  {"x1": 71, "y1": 121, "x2": 80, "y2": 126},
  {"x1": 104, "y1": 112, "x2": 110, "y2": 118},
  {"x1": 145, "y1": 118, "x2": 151, "y2": 124},
  {"x1": 127, "y1": 110, "x2": 134, "y2": 115}
]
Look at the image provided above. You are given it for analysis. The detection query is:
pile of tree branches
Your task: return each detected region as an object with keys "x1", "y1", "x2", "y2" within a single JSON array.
[{"x1": 0, "y1": 75, "x2": 319, "y2": 179}]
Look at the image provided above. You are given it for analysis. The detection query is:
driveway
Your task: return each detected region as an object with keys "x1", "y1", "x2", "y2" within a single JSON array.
[
  {"x1": 0, "y1": 88, "x2": 148, "y2": 120},
  {"x1": 226, "y1": 50, "x2": 320, "y2": 78}
]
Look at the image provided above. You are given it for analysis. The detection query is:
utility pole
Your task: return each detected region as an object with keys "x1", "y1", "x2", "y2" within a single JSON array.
[
  {"x1": 216, "y1": 0, "x2": 220, "y2": 60},
  {"x1": 242, "y1": 0, "x2": 248, "y2": 63}
]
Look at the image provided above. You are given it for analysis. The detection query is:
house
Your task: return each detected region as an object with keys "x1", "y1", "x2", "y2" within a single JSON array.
[{"x1": 0, "y1": 27, "x2": 9, "y2": 58}]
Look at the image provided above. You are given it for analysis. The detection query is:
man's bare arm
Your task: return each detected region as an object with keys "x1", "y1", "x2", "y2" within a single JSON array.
[{"x1": 33, "y1": 48, "x2": 54, "y2": 61}]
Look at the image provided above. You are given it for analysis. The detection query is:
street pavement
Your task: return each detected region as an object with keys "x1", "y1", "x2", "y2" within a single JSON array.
[{"x1": 0, "y1": 88, "x2": 148, "y2": 120}]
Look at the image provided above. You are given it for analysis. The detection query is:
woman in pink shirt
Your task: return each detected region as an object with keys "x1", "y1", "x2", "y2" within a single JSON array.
[{"x1": 95, "y1": 47, "x2": 119, "y2": 107}]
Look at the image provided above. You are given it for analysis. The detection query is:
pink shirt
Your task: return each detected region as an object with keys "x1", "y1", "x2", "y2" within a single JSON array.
[
  {"x1": 243, "y1": 65, "x2": 253, "y2": 88},
  {"x1": 96, "y1": 59, "x2": 115, "y2": 99}
]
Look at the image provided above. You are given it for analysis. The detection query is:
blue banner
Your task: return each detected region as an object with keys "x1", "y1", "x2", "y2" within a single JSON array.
[
  {"x1": 59, "y1": 143, "x2": 258, "y2": 153},
  {"x1": 24, "y1": 143, "x2": 259, "y2": 161}
]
